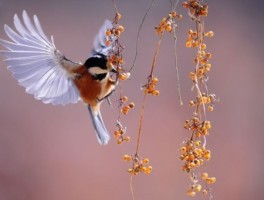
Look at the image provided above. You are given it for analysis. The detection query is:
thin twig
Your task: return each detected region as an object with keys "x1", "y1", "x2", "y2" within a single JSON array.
[
  {"x1": 172, "y1": 25, "x2": 183, "y2": 105},
  {"x1": 129, "y1": 0, "x2": 155, "y2": 72},
  {"x1": 130, "y1": 175, "x2": 135, "y2": 200}
]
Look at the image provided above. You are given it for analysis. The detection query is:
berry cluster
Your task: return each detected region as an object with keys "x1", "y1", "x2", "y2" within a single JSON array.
[
  {"x1": 105, "y1": 12, "x2": 124, "y2": 46},
  {"x1": 143, "y1": 76, "x2": 160, "y2": 96},
  {"x1": 155, "y1": 11, "x2": 182, "y2": 35},
  {"x1": 182, "y1": 0, "x2": 208, "y2": 18},
  {"x1": 123, "y1": 154, "x2": 152, "y2": 175},
  {"x1": 180, "y1": 139, "x2": 211, "y2": 172},
  {"x1": 189, "y1": 93, "x2": 217, "y2": 113},
  {"x1": 181, "y1": 0, "x2": 217, "y2": 198},
  {"x1": 105, "y1": 12, "x2": 131, "y2": 82},
  {"x1": 114, "y1": 121, "x2": 130, "y2": 144},
  {"x1": 119, "y1": 96, "x2": 135, "y2": 115},
  {"x1": 184, "y1": 117, "x2": 211, "y2": 138},
  {"x1": 186, "y1": 172, "x2": 216, "y2": 197}
]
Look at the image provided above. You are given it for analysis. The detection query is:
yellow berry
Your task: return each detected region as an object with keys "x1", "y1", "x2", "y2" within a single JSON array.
[
  {"x1": 124, "y1": 136, "x2": 130, "y2": 142},
  {"x1": 194, "y1": 140, "x2": 201, "y2": 146},
  {"x1": 180, "y1": 146, "x2": 187, "y2": 153},
  {"x1": 187, "y1": 189, "x2": 196, "y2": 197},
  {"x1": 194, "y1": 184, "x2": 202, "y2": 192},
  {"x1": 152, "y1": 77, "x2": 159, "y2": 84},
  {"x1": 206, "y1": 177, "x2": 216, "y2": 184},
  {"x1": 118, "y1": 25, "x2": 125, "y2": 33},
  {"x1": 201, "y1": 172, "x2": 208, "y2": 180},
  {"x1": 143, "y1": 158, "x2": 149, "y2": 164},
  {"x1": 127, "y1": 168, "x2": 133, "y2": 173},
  {"x1": 152, "y1": 90, "x2": 160, "y2": 96},
  {"x1": 189, "y1": 101, "x2": 195, "y2": 106},
  {"x1": 141, "y1": 166, "x2": 147, "y2": 172},
  {"x1": 207, "y1": 31, "x2": 214, "y2": 37},
  {"x1": 186, "y1": 41, "x2": 192, "y2": 48},
  {"x1": 145, "y1": 166, "x2": 152, "y2": 174},
  {"x1": 201, "y1": 43, "x2": 207, "y2": 50},
  {"x1": 123, "y1": 154, "x2": 132, "y2": 161},
  {"x1": 117, "y1": 139, "x2": 123, "y2": 144},
  {"x1": 208, "y1": 105, "x2": 214, "y2": 112}
]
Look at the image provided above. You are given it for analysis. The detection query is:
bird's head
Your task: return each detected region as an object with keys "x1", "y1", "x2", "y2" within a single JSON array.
[{"x1": 84, "y1": 54, "x2": 116, "y2": 81}]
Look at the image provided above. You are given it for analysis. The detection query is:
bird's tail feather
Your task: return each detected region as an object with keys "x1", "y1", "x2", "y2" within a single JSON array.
[{"x1": 87, "y1": 105, "x2": 110, "y2": 145}]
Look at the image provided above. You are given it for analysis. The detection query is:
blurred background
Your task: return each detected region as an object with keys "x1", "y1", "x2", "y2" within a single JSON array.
[{"x1": 0, "y1": 0, "x2": 263, "y2": 200}]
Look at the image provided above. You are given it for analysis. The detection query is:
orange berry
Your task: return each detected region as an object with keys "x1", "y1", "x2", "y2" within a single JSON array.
[
  {"x1": 201, "y1": 43, "x2": 207, "y2": 50},
  {"x1": 171, "y1": 11, "x2": 177, "y2": 17},
  {"x1": 123, "y1": 154, "x2": 132, "y2": 161},
  {"x1": 116, "y1": 12, "x2": 122, "y2": 20},
  {"x1": 186, "y1": 41, "x2": 192, "y2": 48},
  {"x1": 202, "y1": 189, "x2": 208, "y2": 195},
  {"x1": 105, "y1": 29, "x2": 112, "y2": 36},
  {"x1": 152, "y1": 90, "x2": 160, "y2": 96},
  {"x1": 194, "y1": 184, "x2": 202, "y2": 192},
  {"x1": 124, "y1": 136, "x2": 130, "y2": 142},
  {"x1": 114, "y1": 130, "x2": 120, "y2": 137},
  {"x1": 201, "y1": 172, "x2": 208, "y2": 180},
  {"x1": 208, "y1": 105, "x2": 214, "y2": 112},
  {"x1": 165, "y1": 25, "x2": 172, "y2": 32},
  {"x1": 121, "y1": 96, "x2": 128, "y2": 103},
  {"x1": 187, "y1": 189, "x2": 196, "y2": 197},
  {"x1": 142, "y1": 158, "x2": 149, "y2": 164},
  {"x1": 128, "y1": 102, "x2": 135, "y2": 109},
  {"x1": 118, "y1": 25, "x2": 124, "y2": 33},
  {"x1": 182, "y1": 2, "x2": 189, "y2": 8},
  {"x1": 121, "y1": 106, "x2": 130, "y2": 115},
  {"x1": 105, "y1": 40, "x2": 111, "y2": 46},
  {"x1": 206, "y1": 31, "x2": 214, "y2": 37},
  {"x1": 114, "y1": 29, "x2": 121, "y2": 36}
]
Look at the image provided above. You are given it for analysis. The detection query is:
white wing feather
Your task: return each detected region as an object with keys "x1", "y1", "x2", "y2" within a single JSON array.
[
  {"x1": 91, "y1": 20, "x2": 115, "y2": 56},
  {"x1": 0, "y1": 10, "x2": 80, "y2": 105}
]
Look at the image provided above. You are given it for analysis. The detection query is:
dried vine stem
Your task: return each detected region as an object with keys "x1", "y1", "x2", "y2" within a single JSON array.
[{"x1": 129, "y1": 0, "x2": 155, "y2": 72}]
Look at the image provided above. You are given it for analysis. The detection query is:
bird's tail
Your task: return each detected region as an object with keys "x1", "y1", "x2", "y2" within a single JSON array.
[{"x1": 87, "y1": 105, "x2": 110, "y2": 145}]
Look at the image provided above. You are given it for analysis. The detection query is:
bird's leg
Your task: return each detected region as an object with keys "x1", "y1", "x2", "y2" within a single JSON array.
[
  {"x1": 107, "y1": 97, "x2": 113, "y2": 108},
  {"x1": 97, "y1": 89, "x2": 116, "y2": 103}
]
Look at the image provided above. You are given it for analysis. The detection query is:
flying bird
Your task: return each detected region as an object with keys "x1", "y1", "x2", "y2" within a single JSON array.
[{"x1": 0, "y1": 10, "x2": 118, "y2": 145}]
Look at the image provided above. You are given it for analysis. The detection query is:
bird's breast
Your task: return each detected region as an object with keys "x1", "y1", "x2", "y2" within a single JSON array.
[{"x1": 72, "y1": 66, "x2": 102, "y2": 106}]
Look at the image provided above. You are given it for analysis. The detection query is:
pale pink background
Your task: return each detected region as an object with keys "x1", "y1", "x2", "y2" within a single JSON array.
[{"x1": 0, "y1": 0, "x2": 263, "y2": 200}]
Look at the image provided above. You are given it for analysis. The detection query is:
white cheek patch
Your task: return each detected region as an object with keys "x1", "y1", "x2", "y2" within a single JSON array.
[{"x1": 88, "y1": 66, "x2": 108, "y2": 75}]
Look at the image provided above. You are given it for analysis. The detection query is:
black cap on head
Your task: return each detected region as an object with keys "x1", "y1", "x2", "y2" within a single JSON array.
[{"x1": 84, "y1": 54, "x2": 107, "y2": 70}]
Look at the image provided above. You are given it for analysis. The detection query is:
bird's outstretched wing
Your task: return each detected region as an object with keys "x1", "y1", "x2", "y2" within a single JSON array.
[
  {"x1": 91, "y1": 19, "x2": 115, "y2": 56},
  {"x1": 0, "y1": 10, "x2": 81, "y2": 105}
]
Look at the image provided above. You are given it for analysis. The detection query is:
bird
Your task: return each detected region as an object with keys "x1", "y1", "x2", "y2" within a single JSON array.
[{"x1": 0, "y1": 10, "x2": 118, "y2": 145}]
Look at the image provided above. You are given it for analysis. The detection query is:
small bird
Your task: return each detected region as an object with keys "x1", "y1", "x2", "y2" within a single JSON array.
[{"x1": 0, "y1": 10, "x2": 118, "y2": 145}]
